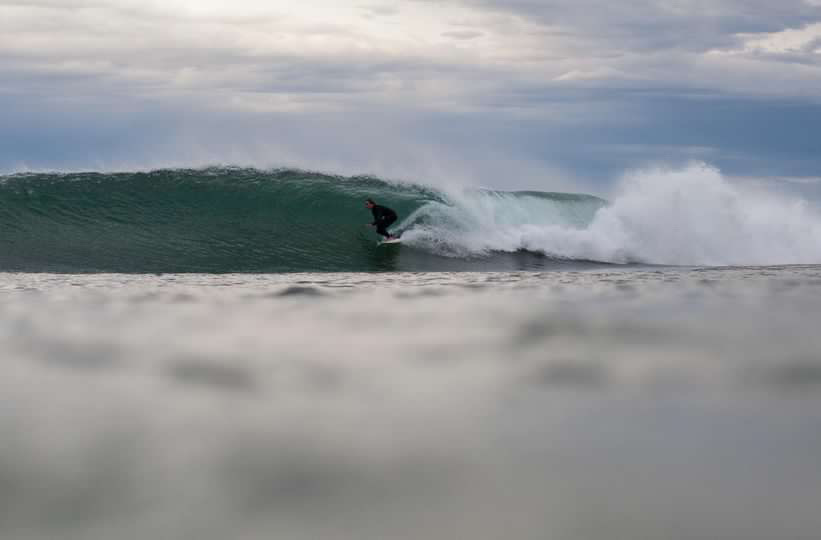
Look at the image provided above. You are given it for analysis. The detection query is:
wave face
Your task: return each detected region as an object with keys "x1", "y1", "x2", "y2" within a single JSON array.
[
  {"x1": 0, "y1": 168, "x2": 604, "y2": 272},
  {"x1": 1, "y1": 164, "x2": 819, "y2": 272}
]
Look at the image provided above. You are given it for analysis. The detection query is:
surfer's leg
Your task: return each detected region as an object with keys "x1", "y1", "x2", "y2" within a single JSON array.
[
  {"x1": 376, "y1": 223, "x2": 390, "y2": 238},
  {"x1": 382, "y1": 216, "x2": 398, "y2": 238}
]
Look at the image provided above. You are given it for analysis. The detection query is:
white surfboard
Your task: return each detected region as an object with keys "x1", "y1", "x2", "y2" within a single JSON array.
[{"x1": 379, "y1": 237, "x2": 402, "y2": 245}]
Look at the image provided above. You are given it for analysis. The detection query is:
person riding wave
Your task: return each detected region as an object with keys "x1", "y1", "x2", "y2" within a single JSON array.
[{"x1": 365, "y1": 199, "x2": 399, "y2": 240}]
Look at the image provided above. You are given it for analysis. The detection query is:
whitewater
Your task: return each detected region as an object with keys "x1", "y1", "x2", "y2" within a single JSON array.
[
  {"x1": 2, "y1": 163, "x2": 819, "y2": 272},
  {"x1": 401, "y1": 163, "x2": 821, "y2": 266}
]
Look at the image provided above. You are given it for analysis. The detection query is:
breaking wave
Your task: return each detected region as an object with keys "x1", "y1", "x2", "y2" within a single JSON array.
[{"x1": 0, "y1": 164, "x2": 819, "y2": 272}]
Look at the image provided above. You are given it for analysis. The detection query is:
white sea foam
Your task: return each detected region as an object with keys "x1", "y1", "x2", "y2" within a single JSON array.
[{"x1": 402, "y1": 164, "x2": 821, "y2": 265}]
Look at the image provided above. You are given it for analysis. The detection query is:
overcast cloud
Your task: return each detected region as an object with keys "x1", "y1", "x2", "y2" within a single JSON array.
[{"x1": 1, "y1": 0, "x2": 821, "y2": 193}]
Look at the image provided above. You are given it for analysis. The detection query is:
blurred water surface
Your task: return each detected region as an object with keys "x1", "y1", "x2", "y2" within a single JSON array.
[{"x1": 1, "y1": 267, "x2": 821, "y2": 540}]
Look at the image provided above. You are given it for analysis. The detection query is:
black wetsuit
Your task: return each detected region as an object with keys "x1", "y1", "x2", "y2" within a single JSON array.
[{"x1": 370, "y1": 204, "x2": 398, "y2": 238}]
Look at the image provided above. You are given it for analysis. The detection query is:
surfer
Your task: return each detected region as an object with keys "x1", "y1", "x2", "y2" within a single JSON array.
[{"x1": 365, "y1": 199, "x2": 399, "y2": 240}]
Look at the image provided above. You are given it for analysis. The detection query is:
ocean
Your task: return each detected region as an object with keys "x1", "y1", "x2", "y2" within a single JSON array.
[{"x1": 2, "y1": 167, "x2": 821, "y2": 540}]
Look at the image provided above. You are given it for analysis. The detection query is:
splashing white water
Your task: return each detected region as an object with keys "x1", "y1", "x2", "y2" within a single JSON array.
[
  {"x1": 402, "y1": 164, "x2": 821, "y2": 266},
  {"x1": 399, "y1": 188, "x2": 604, "y2": 258}
]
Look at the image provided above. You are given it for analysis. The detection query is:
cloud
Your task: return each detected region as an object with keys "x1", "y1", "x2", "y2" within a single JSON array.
[
  {"x1": 361, "y1": 4, "x2": 401, "y2": 17},
  {"x1": 461, "y1": 0, "x2": 821, "y2": 51},
  {"x1": 554, "y1": 67, "x2": 628, "y2": 81},
  {"x1": 3, "y1": 0, "x2": 821, "y2": 108},
  {"x1": 1, "y1": 0, "x2": 821, "y2": 190},
  {"x1": 442, "y1": 30, "x2": 484, "y2": 40},
  {"x1": 722, "y1": 21, "x2": 821, "y2": 53}
]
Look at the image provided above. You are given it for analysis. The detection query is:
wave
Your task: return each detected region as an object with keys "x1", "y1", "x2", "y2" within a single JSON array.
[
  {"x1": 515, "y1": 164, "x2": 821, "y2": 266},
  {"x1": 0, "y1": 165, "x2": 819, "y2": 272},
  {"x1": 0, "y1": 167, "x2": 602, "y2": 272}
]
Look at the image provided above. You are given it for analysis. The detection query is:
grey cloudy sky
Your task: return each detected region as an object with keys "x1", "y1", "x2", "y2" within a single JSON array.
[{"x1": 2, "y1": 0, "x2": 821, "y2": 193}]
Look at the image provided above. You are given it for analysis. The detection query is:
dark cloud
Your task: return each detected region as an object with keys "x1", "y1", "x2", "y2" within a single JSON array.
[{"x1": 461, "y1": 0, "x2": 821, "y2": 52}]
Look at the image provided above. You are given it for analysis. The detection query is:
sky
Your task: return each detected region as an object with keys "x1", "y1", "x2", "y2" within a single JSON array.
[{"x1": 2, "y1": 0, "x2": 821, "y2": 194}]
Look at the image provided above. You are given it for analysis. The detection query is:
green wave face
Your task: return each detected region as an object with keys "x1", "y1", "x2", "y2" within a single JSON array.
[{"x1": 0, "y1": 168, "x2": 607, "y2": 272}]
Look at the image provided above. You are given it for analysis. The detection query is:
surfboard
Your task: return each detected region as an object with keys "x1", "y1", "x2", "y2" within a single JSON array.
[{"x1": 379, "y1": 237, "x2": 402, "y2": 245}]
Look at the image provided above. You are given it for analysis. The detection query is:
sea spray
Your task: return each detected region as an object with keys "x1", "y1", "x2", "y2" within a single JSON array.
[
  {"x1": 399, "y1": 163, "x2": 821, "y2": 266},
  {"x1": 399, "y1": 189, "x2": 605, "y2": 258},
  {"x1": 517, "y1": 164, "x2": 821, "y2": 265}
]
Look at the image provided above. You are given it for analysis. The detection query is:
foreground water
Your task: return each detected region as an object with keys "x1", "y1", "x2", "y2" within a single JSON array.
[{"x1": 3, "y1": 266, "x2": 821, "y2": 540}]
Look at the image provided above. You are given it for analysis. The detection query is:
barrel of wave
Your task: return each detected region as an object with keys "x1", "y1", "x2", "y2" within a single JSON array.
[{"x1": 397, "y1": 188, "x2": 607, "y2": 258}]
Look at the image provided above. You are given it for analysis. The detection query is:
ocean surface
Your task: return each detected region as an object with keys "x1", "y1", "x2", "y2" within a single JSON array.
[
  {"x1": 3, "y1": 268, "x2": 821, "y2": 540},
  {"x1": 2, "y1": 168, "x2": 821, "y2": 540}
]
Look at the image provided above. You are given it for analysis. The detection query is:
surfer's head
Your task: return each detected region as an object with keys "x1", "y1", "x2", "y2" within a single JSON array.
[{"x1": 365, "y1": 199, "x2": 375, "y2": 208}]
